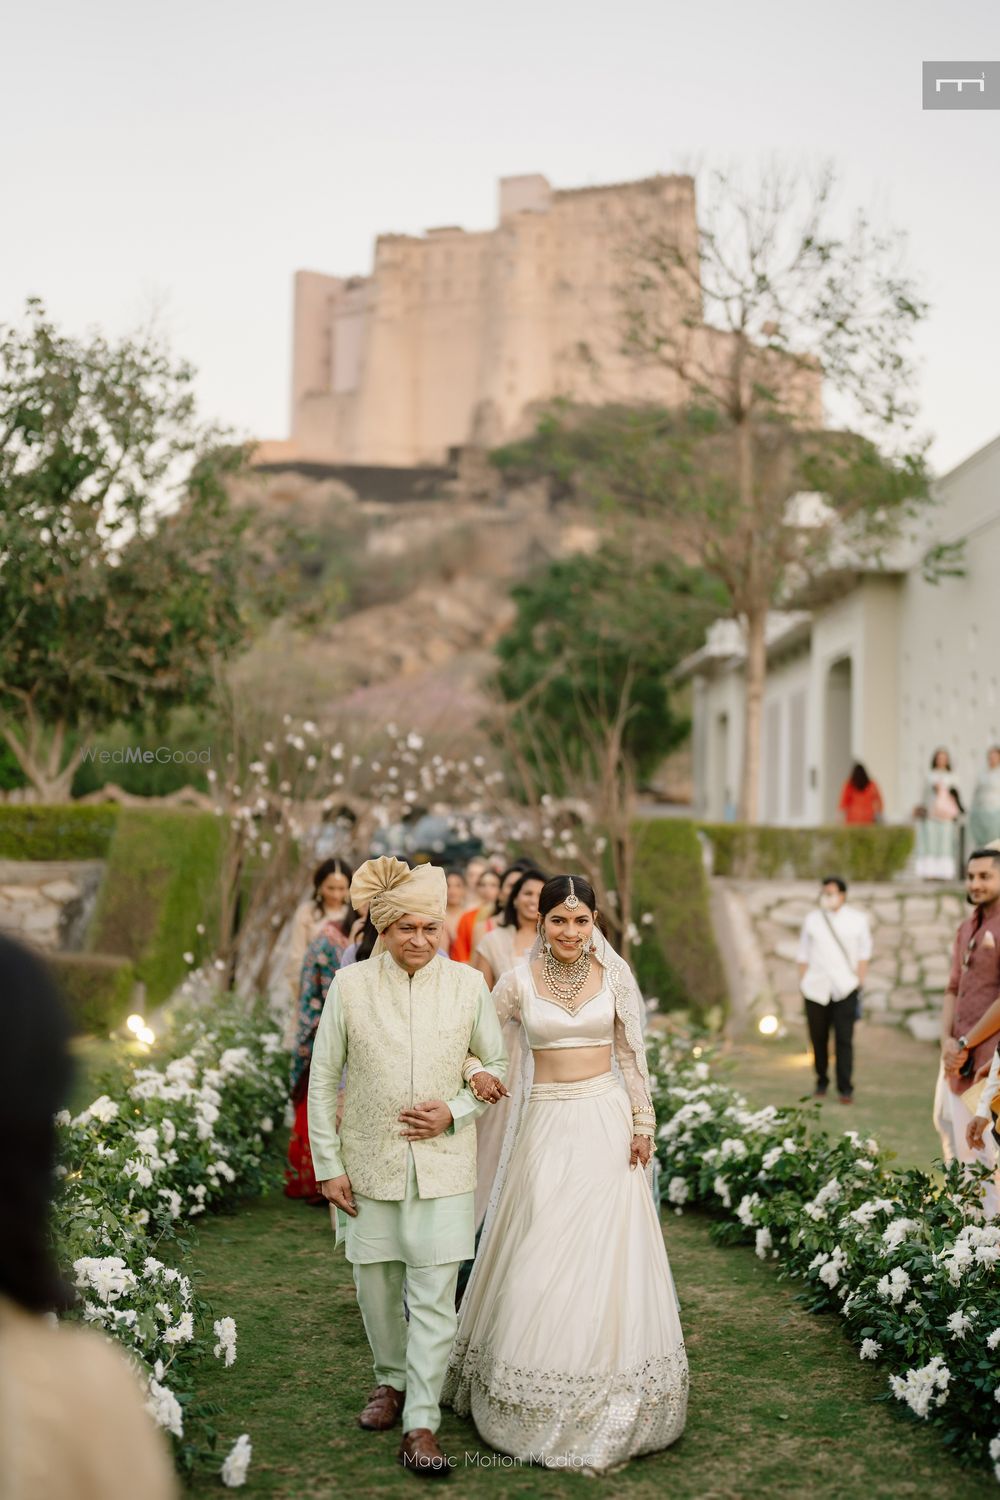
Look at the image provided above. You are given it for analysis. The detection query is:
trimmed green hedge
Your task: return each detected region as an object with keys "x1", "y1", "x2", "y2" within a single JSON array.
[
  {"x1": 631, "y1": 818, "x2": 727, "y2": 1016},
  {"x1": 699, "y1": 822, "x2": 914, "y2": 882},
  {"x1": 49, "y1": 952, "x2": 137, "y2": 1035},
  {"x1": 0, "y1": 805, "x2": 119, "y2": 859},
  {"x1": 87, "y1": 807, "x2": 224, "y2": 1006}
]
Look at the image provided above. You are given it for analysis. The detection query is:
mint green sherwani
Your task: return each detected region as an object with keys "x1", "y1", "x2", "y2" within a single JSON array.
[{"x1": 308, "y1": 951, "x2": 506, "y2": 1433}]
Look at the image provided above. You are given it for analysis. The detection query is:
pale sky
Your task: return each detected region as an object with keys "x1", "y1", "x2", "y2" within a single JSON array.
[{"x1": 1, "y1": 0, "x2": 997, "y2": 474}]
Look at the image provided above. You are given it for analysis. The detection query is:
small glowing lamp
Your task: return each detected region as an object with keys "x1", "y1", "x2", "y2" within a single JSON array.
[
  {"x1": 126, "y1": 1014, "x2": 145, "y2": 1036},
  {"x1": 138, "y1": 1025, "x2": 156, "y2": 1046},
  {"x1": 692, "y1": 1045, "x2": 704, "y2": 1058},
  {"x1": 758, "y1": 1014, "x2": 780, "y2": 1037}
]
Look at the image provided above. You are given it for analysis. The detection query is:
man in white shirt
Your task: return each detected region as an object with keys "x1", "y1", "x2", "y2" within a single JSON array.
[{"x1": 797, "y1": 876, "x2": 873, "y2": 1103}]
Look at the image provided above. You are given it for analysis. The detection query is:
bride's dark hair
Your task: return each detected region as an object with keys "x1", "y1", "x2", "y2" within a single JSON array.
[{"x1": 537, "y1": 874, "x2": 599, "y2": 922}]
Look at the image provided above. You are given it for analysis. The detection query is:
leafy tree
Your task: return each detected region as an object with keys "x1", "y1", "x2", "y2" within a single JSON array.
[
  {"x1": 494, "y1": 548, "x2": 724, "y2": 787},
  {"x1": 496, "y1": 163, "x2": 931, "y2": 821},
  {"x1": 0, "y1": 300, "x2": 254, "y2": 800}
]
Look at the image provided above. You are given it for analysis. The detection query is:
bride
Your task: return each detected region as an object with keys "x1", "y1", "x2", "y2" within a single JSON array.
[{"x1": 442, "y1": 874, "x2": 688, "y2": 1471}]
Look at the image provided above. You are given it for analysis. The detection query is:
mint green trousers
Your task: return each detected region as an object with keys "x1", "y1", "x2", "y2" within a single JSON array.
[{"x1": 353, "y1": 1258, "x2": 461, "y2": 1433}]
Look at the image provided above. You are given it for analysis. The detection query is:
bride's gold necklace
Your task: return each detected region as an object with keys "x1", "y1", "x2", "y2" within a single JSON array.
[{"x1": 542, "y1": 944, "x2": 592, "y2": 1008}]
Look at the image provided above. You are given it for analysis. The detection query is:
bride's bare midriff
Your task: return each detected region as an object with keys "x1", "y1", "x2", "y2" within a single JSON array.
[{"x1": 530, "y1": 1043, "x2": 612, "y2": 1083}]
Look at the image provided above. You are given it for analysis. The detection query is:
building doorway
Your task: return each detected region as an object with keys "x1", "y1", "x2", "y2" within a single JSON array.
[{"x1": 824, "y1": 657, "x2": 853, "y2": 822}]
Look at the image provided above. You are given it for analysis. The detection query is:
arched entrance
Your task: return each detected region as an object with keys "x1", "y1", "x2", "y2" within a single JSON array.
[{"x1": 823, "y1": 657, "x2": 853, "y2": 822}]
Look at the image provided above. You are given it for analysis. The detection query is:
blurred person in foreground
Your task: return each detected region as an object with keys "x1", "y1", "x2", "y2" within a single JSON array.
[{"x1": 0, "y1": 933, "x2": 176, "y2": 1500}]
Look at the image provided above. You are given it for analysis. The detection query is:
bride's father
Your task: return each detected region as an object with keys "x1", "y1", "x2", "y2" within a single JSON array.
[{"x1": 308, "y1": 856, "x2": 507, "y2": 1479}]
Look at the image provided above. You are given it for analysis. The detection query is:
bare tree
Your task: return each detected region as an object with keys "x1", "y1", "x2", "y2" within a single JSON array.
[{"x1": 615, "y1": 160, "x2": 931, "y2": 819}]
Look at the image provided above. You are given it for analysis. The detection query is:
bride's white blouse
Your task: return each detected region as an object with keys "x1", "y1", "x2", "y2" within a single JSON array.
[{"x1": 521, "y1": 972, "x2": 615, "y2": 1050}]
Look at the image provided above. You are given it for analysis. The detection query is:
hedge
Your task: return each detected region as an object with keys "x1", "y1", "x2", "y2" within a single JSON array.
[
  {"x1": 631, "y1": 818, "x2": 727, "y2": 1017},
  {"x1": 87, "y1": 808, "x2": 224, "y2": 1006},
  {"x1": 48, "y1": 951, "x2": 137, "y2": 1034},
  {"x1": 700, "y1": 823, "x2": 915, "y2": 883},
  {"x1": 0, "y1": 804, "x2": 119, "y2": 860}
]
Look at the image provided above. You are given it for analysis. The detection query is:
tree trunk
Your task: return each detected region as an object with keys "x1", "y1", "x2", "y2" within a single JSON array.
[
  {"x1": 2, "y1": 715, "x2": 84, "y2": 803},
  {"x1": 739, "y1": 608, "x2": 767, "y2": 824}
]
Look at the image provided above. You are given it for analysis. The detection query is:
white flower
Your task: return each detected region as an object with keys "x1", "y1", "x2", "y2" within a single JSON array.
[
  {"x1": 736, "y1": 1193, "x2": 760, "y2": 1228},
  {"x1": 145, "y1": 1378, "x2": 184, "y2": 1438},
  {"x1": 761, "y1": 1146, "x2": 784, "y2": 1172},
  {"x1": 666, "y1": 1176, "x2": 689, "y2": 1206},
  {"x1": 720, "y1": 1137, "x2": 748, "y2": 1162},
  {"x1": 881, "y1": 1217, "x2": 920, "y2": 1254},
  {"x1": 860, "y1": 1339, "x2": 881, "y2": 1360},
  {"x1": 221, "y1": 1433, "x2": 252, "y2": 1488},
  {"x1": 988, "y1": 1329, "x2": 1000, "y2": 1352},
  {"x1": 213, "y1": 1316, "x2": 238, "y2": 1367},
  {"x1": 54, "y1": 1109, "x2": 71, "y2": 1127},
  {"x1": 712, "y1": 1175, "x2": 732, "y2": 1209},
  {"x1": 947, "y1": 1309, "x2": 973, "y2": 1338},
  {"x1": 260, "y1": 1116, "x2": 273, "y2": 1133},
  {"x1": 163, "y1": 1312, "x2": 195, "y2": 1345},
  {"x1": 123, "y1": 1158, "x2": 154, "y2": 1189},
  {"x1": 849, "y1": 1198, "x2": 896, "y2": 1227},
  {"x1": 71, "y1": 1094, "x2": 120, "y2": 1127},
  {"x1": 143, "y1": 1257, "x2": 164, "y2": 1278},
  {"x1": 183, "y1": 951, "x2": 195, "y2": 965},
  {"x1": 876, "y1": 1266, "x2": 911, "y2": 1305},
  {"x1": 991, "y1": 1435, "x2": 1000, "y2": 1462},
  {"x1": 889, "y1": 1355, "x2": 950, "y2": 1419}
]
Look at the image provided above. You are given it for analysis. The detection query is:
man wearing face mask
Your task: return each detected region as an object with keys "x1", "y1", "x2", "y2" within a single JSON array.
[{"x1": 797, "y1": 877, "x2": 872, "y2": 1103}]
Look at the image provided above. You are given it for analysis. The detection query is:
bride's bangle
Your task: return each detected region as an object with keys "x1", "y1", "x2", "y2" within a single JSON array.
[{"x1": 463, "y1": 1056, "x2": 485, "y2": 1084}]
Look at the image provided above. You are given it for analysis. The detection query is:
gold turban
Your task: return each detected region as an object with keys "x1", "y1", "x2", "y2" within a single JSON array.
[{"x1": 350, "y1": 856, "x2": 447, "y2": 946}]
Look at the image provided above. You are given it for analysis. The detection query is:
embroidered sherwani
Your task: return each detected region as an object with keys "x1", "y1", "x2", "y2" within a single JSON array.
[{"x1": 308, "y1": 950, "x2": 507, "y2": 1434}]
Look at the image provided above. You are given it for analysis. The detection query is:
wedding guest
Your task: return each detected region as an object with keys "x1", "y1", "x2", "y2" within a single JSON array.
[
  {"x1": 796, "y1": 877, "x2": 872, "y2": 1103},
  {"x1": 451, "y1": 867, "x2": 501, "y2": 964},
  {"x1": 282, "y1": 860, "x2": 357, "y2": 1047},
  {"x1": 938, "y1": 848, "x2": 1000, "y2": 1215},
  {"x1": 285, "y1": 881, "x2": 355, "y2": 1203},
  {"x1": 444, "y1": 875, "x2": 688, "y2": 1471},
  {"x1": 444, "y1": 868, "x2": 470, "y2": 956},
  {"x1": 914, "y1": 748, "x2": 963, "y2": 881},
  {"x1": 469, "y1": 869, "x2": 547, "y2": 1232},
  {"x1": 308, "y1": 858, "x2": 507, "y2": 1478},
  {"x1": 838, "y1": 762, "x2": 883, "y2": 825},
  {"x1": 970, "y1": 747, "x2": 1000, "y2": 850},
  {"x1": 0, "y1": 935, "x2": 176, "y2": 1500}
]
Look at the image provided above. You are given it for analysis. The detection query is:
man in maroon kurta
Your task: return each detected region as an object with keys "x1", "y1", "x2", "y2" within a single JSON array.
[{"x1": 939, "y1": 848, "x2": 1000, "y2": 1211}]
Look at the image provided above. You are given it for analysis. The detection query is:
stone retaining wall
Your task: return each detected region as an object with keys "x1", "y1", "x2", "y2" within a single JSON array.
[
  {"x1": 718, "y1": 878, "x2": 965, "y2": 1042},
  {"x1": 0, "y1": 859, "x2": 106, "y2": 951}
]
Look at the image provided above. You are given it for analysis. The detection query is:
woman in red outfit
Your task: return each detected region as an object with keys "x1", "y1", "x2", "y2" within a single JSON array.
[{"x1": 839, "y1": 762, "x2": 884, "y2": 825}]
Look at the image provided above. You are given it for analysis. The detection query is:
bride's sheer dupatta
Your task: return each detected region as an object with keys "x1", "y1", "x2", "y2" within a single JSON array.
[{"x1": 471, "y1": 928, "x2": 660, "y2": 1271}]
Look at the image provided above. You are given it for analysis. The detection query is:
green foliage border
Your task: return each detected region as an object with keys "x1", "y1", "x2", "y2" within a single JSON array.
[{"x1": 700, "y1": 823, "x2": 915, "y2": 883}]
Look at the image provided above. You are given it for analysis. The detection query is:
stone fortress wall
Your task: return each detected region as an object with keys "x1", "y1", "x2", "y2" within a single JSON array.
[{"x1": 263, "y1": 170, "x2": 821, "y2": 468}]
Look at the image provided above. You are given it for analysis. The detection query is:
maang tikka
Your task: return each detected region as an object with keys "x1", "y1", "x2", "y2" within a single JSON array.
[{"x1": 564, "y1": 876, "x2": 580, "y2": 910}]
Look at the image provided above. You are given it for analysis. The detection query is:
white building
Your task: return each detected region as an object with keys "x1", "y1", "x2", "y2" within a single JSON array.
[{"x1": 681, "y1": 431, "x2": 1000, "y2": 825}]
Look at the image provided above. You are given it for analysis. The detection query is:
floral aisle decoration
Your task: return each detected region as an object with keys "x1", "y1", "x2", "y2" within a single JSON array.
[
  {"x1": 650, "y1": 1037, "x2": 1000, "y2": 1481},
  {"x1": 54, "y1": 998, "x2": 287, "y2": 1484}
]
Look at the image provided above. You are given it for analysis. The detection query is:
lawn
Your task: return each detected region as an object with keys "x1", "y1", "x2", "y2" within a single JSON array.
[
  {"x1": 718, "y1": 1016, "x2": 942, "y2": 1169},
  {"x1": 184, "y1": 1020, "x2": 969, "y2": 1498}
]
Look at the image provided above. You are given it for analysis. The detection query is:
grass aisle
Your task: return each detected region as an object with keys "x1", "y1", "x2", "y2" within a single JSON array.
[{"x1": 187, "y1": 1188, "x2": 971, "y2": 1499}]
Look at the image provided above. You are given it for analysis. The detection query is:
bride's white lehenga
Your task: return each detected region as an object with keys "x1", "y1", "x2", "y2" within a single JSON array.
[{"x1": 442, "y1": 936, "x2": 688, "y2": 1471}]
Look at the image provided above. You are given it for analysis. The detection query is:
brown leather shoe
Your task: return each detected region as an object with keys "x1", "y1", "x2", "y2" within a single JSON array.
[
  {"x1": 358, "y1": 1384, "x2": 405, "y2": 1430},
  {"x1": 398, "y1": 1428, "x2": 452, "y2": 1478}
]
